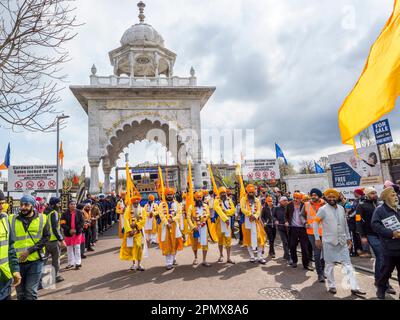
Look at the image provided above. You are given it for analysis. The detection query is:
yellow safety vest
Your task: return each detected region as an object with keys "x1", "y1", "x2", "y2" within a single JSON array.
[
  {"x1": 11, "y1": 214, "x2": 47, "y2": 262},
  {"x1": 48, "y1": 210, "x2": 61, "y2": 242},
  {"x1": 0, "y1": 214, "x2": 12, "y2": 280}
]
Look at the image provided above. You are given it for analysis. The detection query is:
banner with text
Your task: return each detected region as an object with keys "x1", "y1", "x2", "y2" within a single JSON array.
[
  {"x1": 8, "y1": 165, "x2": 60, "y2": 192},
  {"x1": 328, "y1": 145, "x2": 383, "y2": 195},
  {"x1": 242, "y1": 159, "x2": 280, "y2": 181}
]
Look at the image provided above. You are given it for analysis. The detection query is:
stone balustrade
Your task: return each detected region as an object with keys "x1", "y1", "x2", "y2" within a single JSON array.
[{"x1": 89, "y1": 74, "x2": 197, "y2": 87}]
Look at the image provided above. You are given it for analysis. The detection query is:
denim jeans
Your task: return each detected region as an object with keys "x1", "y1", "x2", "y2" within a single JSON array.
[
  {"x1": 308, "y1": 234, "x2": 325, "y2": 276},
  {"x1": 367, "y1": 234, "x2": 384, "y2": 281},
  {"x1": 16, "y1": 260, "x2": 44, "y2": 300},
  {"x1": 0, "y1": 279, "x2": 12, "y2": 301}
]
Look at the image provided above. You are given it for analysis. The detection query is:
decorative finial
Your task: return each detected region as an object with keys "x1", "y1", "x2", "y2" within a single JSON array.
[
  {"x1": 91, "y1": 64, "x2": 97, "y2": 75},
  {"x1": 137, "y1": 1, "x2": 146, "y2": 23},
  {"x1": 190, "y1": 66, "x2": 195, "y2": 77}
]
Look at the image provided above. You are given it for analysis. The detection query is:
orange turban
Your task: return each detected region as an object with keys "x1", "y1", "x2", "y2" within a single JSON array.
[
  {"x1": 148, "y1": 194, "x2": 155, "y2": 201},
  {"x1": 131, "y1": 191, "x2": 142, "y2": 204},
  {"x1": 194, "y1": 191, "x2": 203, "y2": 200},
  {"x1": 218, "y1": 187, "x2": 227, "y2": 194},
  {"x1": 165, "y1": 187, "x2": 176, "y2": 196},
  {"x1": 203, "y1": 190, "x2": 209, "y2": 196},
  {"x1": 323, "y1": 188, "x2": 340, "y2": 199},
  {"x1": 294, "y1": 192, "x2": 303, "y2": 200},
  {"x1": 246, "y1": 184, "x2": 255, "y2": 193}
]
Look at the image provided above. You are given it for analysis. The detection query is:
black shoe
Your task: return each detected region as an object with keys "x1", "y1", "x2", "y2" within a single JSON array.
[
  {"x1": 304, "y1": 265, "x2": 314, "y2": 271},
  {"x1": 88, "y1": 247, "x2": 95, "y2": 252},
  {"x1": 81, "y1": 255, "x2": 87, "y2": 259},
  {"x1": 328, "y1": 288, "x2": 337, "y2": 294},
  {"x1": 269, "y1": 253, "x2": 276, "y2": 258},
  {"x1": 376, "y1": 289, "x2": 386, "y2": 300},
  {"x1": 351, "y1": 289, "x2": 367, "y2": 297},
  {"x1": 291, "y1": 263, "x2": 298, "y2": 268},
  {"x1": 318, "y1": 275, "x2": 325, "y2": 283},
  {"x1": 56, "y1": 276, "x2": 65, "y2": 283},
  {"x1": 387, "y1": 285, "x2": 396, "y2": 295},
  {"x1": 75, "y1": 264, "x2": 82, "y2": 270}
]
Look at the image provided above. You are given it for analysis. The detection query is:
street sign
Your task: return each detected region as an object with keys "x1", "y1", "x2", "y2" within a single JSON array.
[
  {"x1": 242, "y1": 159, "x2": 280, "y2": 181},
  {"x1": 8, "y1": 165, "x2": 60, "y2": 192},
  {"x1": 373, "y1": 119, "x2": 393, "y2": 145}
]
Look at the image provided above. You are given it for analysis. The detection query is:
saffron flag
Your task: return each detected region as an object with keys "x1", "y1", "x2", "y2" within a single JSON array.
[
  {"x1": 208, "y1": 164, "x2": 220, "y2": 197},
  {"x1": 275, "y1": 143, "x2": 288, "y2": 165},
  {"x1": 59, "y1": 142, "x2": 64, "y2": 167},
  {"x1": 0, "y1": 143, "x2": 10, "y2": 170},
  {"x1": 235, "y1": 164, "x2": 246, "y2": 200},
  {"x1": 158, "y1": 166, "x2": 166, "y2": 202},
  {"x1": 339, "y1": 0, "x2": 400, "y2": 149},
  {"x1": 124, "y1": 162, "x2": 138, "y2": 206},
  {"x1": 186, "y1": 161, "x2": 194, "y2": 213}
]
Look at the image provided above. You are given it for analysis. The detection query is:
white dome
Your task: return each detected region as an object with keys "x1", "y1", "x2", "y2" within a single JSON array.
[{"x1": 120, "y1": 23, "x2": 164, "y2": 47}]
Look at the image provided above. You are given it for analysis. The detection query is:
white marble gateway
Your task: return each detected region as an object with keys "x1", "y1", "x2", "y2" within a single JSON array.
[{"x1": 70, "y1": 2, "x2": 215, "y2": 193}]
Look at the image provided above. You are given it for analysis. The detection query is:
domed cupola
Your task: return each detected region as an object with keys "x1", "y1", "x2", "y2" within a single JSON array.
[{"x1": 109, "y1": 1, "x2": 176, "y2": 77}]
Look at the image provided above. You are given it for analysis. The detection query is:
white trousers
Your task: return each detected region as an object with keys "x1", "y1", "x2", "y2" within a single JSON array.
[
  {"x1": 325, "y1": 262, "x2": 359, "y2": 290},
  {"x1": 146, "y1": 233, "x2": 157, "y2": 242},
  {"x1": 247, "y1": 247, "x2": 264, "y2": 259},
  {"x1": 67, "y1": 245, "x2": 81, "y2": 266},
  {"x1": 165, "y1": 254, "x2": 176, "y2": 266}
]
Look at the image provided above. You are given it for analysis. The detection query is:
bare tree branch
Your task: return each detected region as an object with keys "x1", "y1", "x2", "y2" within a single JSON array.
[{"x1": 0, "y1": 0, "x2": 82, "y2": 132}]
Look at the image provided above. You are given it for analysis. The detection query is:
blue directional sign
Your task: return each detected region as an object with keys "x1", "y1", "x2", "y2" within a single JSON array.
[{"x1": 373, "y1": 119, "x2": 393, "y2": 145}]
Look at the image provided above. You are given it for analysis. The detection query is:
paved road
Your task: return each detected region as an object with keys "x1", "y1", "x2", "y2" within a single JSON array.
[{"x1": 38, "y1": 224, "x2": 398, "y2": 300}]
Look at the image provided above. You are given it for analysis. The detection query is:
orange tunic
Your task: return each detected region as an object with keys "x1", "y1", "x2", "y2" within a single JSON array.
[{"x1": 158, "y1": 200, "x2": 183, "y2": 256}]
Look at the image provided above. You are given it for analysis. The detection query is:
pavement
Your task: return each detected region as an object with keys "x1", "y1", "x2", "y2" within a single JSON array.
[{"x1": 37, "y1": 224, "x2": 399, "y2": 300}]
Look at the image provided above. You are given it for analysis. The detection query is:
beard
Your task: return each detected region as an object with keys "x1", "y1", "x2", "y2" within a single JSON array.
[
  {"x1": 195, "y1": 200, "x2": 203, "y2": 207},
  {"x1": 248, "y1": 195, "x2": 255, "y2": 200},
  {"x1": 327, "y1": 199, "x2": 337, "y2": 206},
  {"x1": 220, "y1": 195, "x2": 227, "y2": 201},
  {"x1": 166, "y1": 196, "x2": 173, "y2": 202},
  {"x1": 20, "y1": 208, "x2": 32, "y2": 216}
]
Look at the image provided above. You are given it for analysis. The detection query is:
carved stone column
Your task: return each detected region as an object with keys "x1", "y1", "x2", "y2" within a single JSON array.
[
  {"x1": 103, "y1": 168, "x2": 111, "y2": 194},
  {"x1": 89, "y1": 159, "x2": 101, "y2": 194}
]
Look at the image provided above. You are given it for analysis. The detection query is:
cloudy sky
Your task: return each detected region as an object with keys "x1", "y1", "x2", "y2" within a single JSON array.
[{"x1": 1, "y1": 0, "x2": 399, "y2": 180}]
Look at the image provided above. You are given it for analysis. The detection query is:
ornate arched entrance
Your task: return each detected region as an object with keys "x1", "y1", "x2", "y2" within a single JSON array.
[{"x1": 70, "y1": 2, "x2": 215, "y2": 193}]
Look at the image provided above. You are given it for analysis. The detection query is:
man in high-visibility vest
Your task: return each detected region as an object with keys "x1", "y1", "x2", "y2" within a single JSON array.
[
  {"x1": 11, "y1": 195, "x2": 50, "y2": 300},
  {"x1": 44, "y1": 197, "x2": 65, "y2": 283},
  {"x1": 0, "y1": 190, "x2": 21, "y2": 300},
  {"x1": 301, "y1": 188, "x2": 325, "y2": 283}
]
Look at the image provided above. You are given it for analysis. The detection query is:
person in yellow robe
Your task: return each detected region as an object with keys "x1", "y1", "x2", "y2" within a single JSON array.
[
  {"x1": 187, "y1": 191, "x2": 211, "y2": 267},
  {"x1": 119, "y1": 192, "x2": 147, "y2": 271},
  {"x1": 116, "y1": 191, "x2": 126, "y2": 239},
  {"x1": 158, "y1": 187, "x2": 183, "y2": 270},
  {"x1": 143, "y1": 194, "x2": 158, "y2": 245},
  {"x1": 214, "y1": 187, "x2": 236, "y2": 264},
  {"x1": 240, "y1": 184, "x2": 267, "y2": 264}
]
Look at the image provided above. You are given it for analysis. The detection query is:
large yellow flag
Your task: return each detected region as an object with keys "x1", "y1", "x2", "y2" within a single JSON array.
[
  {"x1": 158, "y1": 166, "x2": 166, "y2": 202},
  {"x1": 186, "y1": 161, "x2": 194, "y2": 213},
  {"x1": 208, "y1": 164, "x2": 220, "y2": 197},
  {"x1": 236, "y1": 164, "x2": 246, "y2": 200},
  {"x1": 339, "y1": 0, "x2": 400, "y2": 148},
  {"x1": 124, "y1": 162, "x2": 138, "y2": 205}
]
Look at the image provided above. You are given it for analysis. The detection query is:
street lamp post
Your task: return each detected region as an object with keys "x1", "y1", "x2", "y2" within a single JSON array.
[{"x1": 56, "y1": 114, "x2": 70, "y2": 197}]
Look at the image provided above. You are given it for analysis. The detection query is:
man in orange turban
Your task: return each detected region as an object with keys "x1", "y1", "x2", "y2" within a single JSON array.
[
  {"x1": 158, "y1": 187, "x2": 183, "y2": 270},
  {"x1": 313, "y1": 188, "x2": 366, "y2": 296},
  {"x1": 144, "y1": 194, "x2": 158, "y2": 245},
  {"x1": 240, "y1": 184, "x2": 267, "y2": 264},
  {"x1": 119, "y1": 192, "x2": 147, "y2": 272},
  {"x1": 187, "y1": 191, "x2": 211, "y2": 266},
  {"x1": 214, "y1": 186, "x2": 236, "y2": 264}
]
